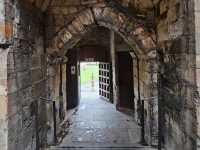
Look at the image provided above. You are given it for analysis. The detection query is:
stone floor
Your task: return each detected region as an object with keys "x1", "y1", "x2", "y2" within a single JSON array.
[{"x1": 50, "y1": 89, "x2": 155, "y2": 150}]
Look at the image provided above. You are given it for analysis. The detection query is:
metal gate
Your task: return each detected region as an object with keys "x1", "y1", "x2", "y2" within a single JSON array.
[{"x1": 99, "y1": 62, "x2": 111, "y2": 102}]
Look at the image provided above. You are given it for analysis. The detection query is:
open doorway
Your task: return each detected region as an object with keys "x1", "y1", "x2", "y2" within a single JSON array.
[
  {"x1": 59, "y1": 61, "x2": 142, "y2": 149},
  {"x1": 58, "y1": 30, "x2": 147, "y2": 149},
  {"x1": 80, "y1": 62, "x2": 99, "y2": 99}
]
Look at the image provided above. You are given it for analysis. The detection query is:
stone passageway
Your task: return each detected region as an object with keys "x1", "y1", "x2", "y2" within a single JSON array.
[
  {"x1": 1, "y1": 0, "x2": 200, "y2": 150},
  {"x1": 50, "y1": 91, "x2": 155, "y2": 150}
]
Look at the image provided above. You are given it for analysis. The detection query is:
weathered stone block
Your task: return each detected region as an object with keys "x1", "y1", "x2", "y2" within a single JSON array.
[
  {"x1": 81, "y1": 0, "x2": 98, "y2": 5},
  {"x1": 0, "y1": 49, "x2": 8, "y2": 68},
  {"x1": 196, "y1": 69, "x2": 200, "y2": 88},
  {"x1": 0, "y1": 68, "x2": 7, "y2": 80},
  {"x1": 68, "y1": 7, "x2": 78, "y2": 14},
  {"x1": 194, "y1": 0, "x2": 200, "y2": 11},
  {"x1": 78, "y1": 9, "x2": 94, "y2": 26},
  {"x1": 0, "y1": 119, "x2": 8, "y2": 150},
  {"x1": 32, "y1": 80, "x2": 46, "y2": 97},
  {"x1": 14, "y1": 53, "x2": 31, "y2": 72},
  {"x1": 18, "y1": 87, "x2": 32, "y2": 104},
  {"x1": 0, "y1": 78, "x2": 8, "y2": 96},
  {"x1": 67, "y1": 24, "x2": 79, "y2": 35},
  {"x1": 195, "y1": 33, "x2": 200, "y2": 55},
  {"x1": 196, "y1": 54, "x2": 200, "y2": 68},
  {"x1": 195, "y1": 11, "x2": 200, "y2": 28},
  {"x1": 64, "y1": 0, "x2": 80, "y2": 6},
  {"x1": 7, "y1": 115, "x2": 23, "y2": 150},
  {"x1": 22, "y1": 126, "x2": 35, "y2": 150},
  {"x1": 31, "y1": 55, "x2": 41, "y2": 68},
  {"x1": 17, "y1": 71, "x2": 31, "y2": 89},
  {"x1": 168, "y1": 19, "x2": 183, "y2": 40},
  {"x1": 31, "y1": 68, "x2": 43, "y2": 83},
  {"x1": 157, "y1": 19, "x2": 169, "y2": 42},
  {"x1": 7, "y1": 72, "x2": 18, "y2": 94},
  {"x1": 7, "y1": 93, "x2": 20, "y2": 118},
  {"x1": 160, "y1": 0, "x2": 168, "y2": 15},
  {"x1": 0, "y1": 95, "x2": 8, "y2": 119},
  {"x1": 167, "y1": 6, "x2": 178, "y2": 23}
]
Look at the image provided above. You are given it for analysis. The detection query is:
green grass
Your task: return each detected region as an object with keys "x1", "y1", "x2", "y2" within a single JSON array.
[{"x1": 80, "y1": 63, "x2": 99, "y2": 85}]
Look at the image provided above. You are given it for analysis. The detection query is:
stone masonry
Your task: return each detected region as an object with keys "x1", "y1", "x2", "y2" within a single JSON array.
[{"x1": 0, "y1": 0, "x2": 199, "y2": 150}]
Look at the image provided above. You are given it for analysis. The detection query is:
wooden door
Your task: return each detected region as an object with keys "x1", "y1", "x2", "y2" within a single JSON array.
[
  {"x1": 66, "y1": 50, "x2": 79, "y2": 109},
  {"x1": 117, "y1": 52, "x2": 134, "y2": 109}
]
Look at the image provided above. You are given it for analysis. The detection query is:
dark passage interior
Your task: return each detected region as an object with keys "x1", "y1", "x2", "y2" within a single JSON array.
[
  {"x1": 52, "y1": 53, "x2": 152, "y2": 150},
  {"x1": 58, "y1": 28, "x2": 150, "y2": 149}
]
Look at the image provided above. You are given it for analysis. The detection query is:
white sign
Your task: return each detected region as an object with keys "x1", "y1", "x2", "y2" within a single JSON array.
[{"x1": 71, "y1": 66, "x2": 76, "y2": 75}]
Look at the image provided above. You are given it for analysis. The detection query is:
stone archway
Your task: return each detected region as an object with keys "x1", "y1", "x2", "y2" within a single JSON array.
[
  {"x1": 49, "y1": 1, "x2": 156, "y2": 56},
  {"x1": 47, "y1": 1, "x2": 199, "y2": 150},
  {"x1": 0, "y1": 0, "x2": 198, "y2": 150},
  {"x1": 48, "y1": 1, "x2": 158, "y2": 146}
]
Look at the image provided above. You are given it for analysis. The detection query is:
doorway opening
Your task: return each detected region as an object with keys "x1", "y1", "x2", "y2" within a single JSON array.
[
  {"x1": 80, "y1": 62, "x2": 99, "y2": 99},
  {"x1": 58, "y1": 61, "x2": 142, "y2": 149}
]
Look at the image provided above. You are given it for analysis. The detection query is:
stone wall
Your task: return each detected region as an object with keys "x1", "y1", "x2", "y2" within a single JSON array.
[
  {"x1": 0, "y1": 0, "x2": 199, "y2": 150},
  {"x1": 0, "y1": 48, "x2": 9, "y2": 150},
  {"x1": 140, "y1": 57, "x2": 158, "y2": 145},
  {"x1": 131, "y1": 53, "x2": 158, "y2": 145},
  {"x1": 194, "y1": 0, "x2": 200, "y2": 143},
  {"x1": 2, "y1": 0, "x2": 69, "y2": 148},
  {"x1": 3, "y1": 0, "x2": 151, "y2": 148},
  {"x1": 0, "y1": 0, "x2": 59, "y2": 149},
  {"x1": 48, "y1": 0, "x2": 157, "y2": 147},
  {"x1": 156, "y1": 0, "x2": 197, "y2": 149},
  {"x1": 46, "y1": 62, "x2": 67, "y2": 144},
  {"x1": 6, "y1": 1, "x2": 47, "y2": 149}
]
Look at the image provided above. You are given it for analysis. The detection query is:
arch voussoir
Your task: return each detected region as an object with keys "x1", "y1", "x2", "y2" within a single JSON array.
[{"x1": 53, "y1": 1, "x2": 156, "y2": 56}]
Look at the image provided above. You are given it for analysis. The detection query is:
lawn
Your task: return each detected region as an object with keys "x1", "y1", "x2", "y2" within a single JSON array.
[{"x1": 80, "y1": 63, "x2": 99, "y2": 85}]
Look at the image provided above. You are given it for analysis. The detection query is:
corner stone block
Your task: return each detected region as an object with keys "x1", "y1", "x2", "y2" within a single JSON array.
[
  {"x1": 60, "y1": 29, "x2": 72, "y2": 44},
  {"x1": 78, "y1": 9, "x2": 94, "y2": 26}
]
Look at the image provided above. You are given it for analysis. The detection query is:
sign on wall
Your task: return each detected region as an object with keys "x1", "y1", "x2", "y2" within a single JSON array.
[{"x1": 71, "y1": 66, "x2": 76, "y2": 75}]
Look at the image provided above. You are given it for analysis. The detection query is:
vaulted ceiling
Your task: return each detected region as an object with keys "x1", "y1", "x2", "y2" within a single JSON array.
[
  {"x1": 25, "y1": 0, "x2": 158, "y2": 51},
  {"x1": 76, "y1": 27, "x2": 129, "y2": 50}
]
